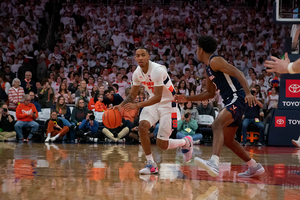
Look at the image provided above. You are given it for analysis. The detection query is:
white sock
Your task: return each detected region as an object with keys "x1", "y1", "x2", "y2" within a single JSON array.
[
  {"x1": 94, "y1": 138, "x2": 98, "y2": 142},
  {"x1": 54, "y1": 133, "x2": 60, "y2": 139},
  {"x1": 167, "y1": 139, "x2": 186, "y2": 150},
  {"x1": 247, "y1": 159, "x2": 258, "y2": 167},
  {"x1": 47, "y1": 133, "x2": 51, "y2": 138},
  {"x1": 145, "y1": 154, "x2": 154, "y2": 163},
  {"x1": 211, "y1": 155, "x2": 220, "y2": 166}
]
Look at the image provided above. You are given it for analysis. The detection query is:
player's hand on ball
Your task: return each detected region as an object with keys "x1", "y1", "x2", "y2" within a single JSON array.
[
  {"x1": 113, "y1": 105, "x2": 122, "y2": 112},
  {"x1": 123, "y1": 103, "x2": 137, "y2": 111},
  {"x1": 174, "y1": 95, "x2": 188, "y2": 103},
  {"x1": 264, "y1": 52, "x2": 290, "y2": 74},
  {"x1": 245, "y1": 94, "x2": 256, "y2": 107}
]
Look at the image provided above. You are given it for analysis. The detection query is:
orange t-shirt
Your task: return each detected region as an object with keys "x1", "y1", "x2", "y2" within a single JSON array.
[
  {"x1": 95, "y1": 101, "x2": 107, "y2": 112},
  {"x1": 16, "y1": 103, "x2": 38, "y2": 121},
  {"x1": 121, "y1": 107, "x2": 138, "y2": 122},
  {"x1": 88, "y1": 98, "x2": 95, "y2": 110}
]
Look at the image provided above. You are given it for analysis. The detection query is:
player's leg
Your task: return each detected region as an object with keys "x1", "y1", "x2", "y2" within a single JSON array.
[
  {"x1": 139, "y1": 105, "x2": 159, "y2": 174},
  {"x1": 223, "y1": 126, "x2": 265, "y2": 177},
  {"x1": 156, "y1": 106, "x2": 193, "y2": 162},
  {"x1": 194, "y1": 108, "x2": 234, "y2": 177}
]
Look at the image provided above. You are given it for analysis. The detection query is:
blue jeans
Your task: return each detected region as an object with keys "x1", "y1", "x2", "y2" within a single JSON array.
[
  {"x1": 14, "y1": 121, "x2": 39, "y2": 140},
  {"x1": 125, "y1": 120, "x2": 133, "y2": 129},
  {"x1": 242, "y1": 118, "x2": 264, "y2": 143},
  {"x1": 70, "y1": 122, "x2": 77, "y2": 140},
  {"x1": 176, "y1": 131, "x2": 203, "y2": 141}
]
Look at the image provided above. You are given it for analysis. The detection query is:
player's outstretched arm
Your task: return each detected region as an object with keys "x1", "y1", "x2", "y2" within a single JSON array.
[
  {"x1": 265, "y1": 53, "x2": 300, "y2": 74},
  {"x1": 123, "y1": 86, "x2": 163, "y2": 111},
  {"x1": 210, "y1": 57, "x2": 256, "y2": 107},
  {"x1": 114, "y1": 85, "x2": 140, "y2": 110},
  {"x1": 175, "y1": 71, "x2": 216, "y2": 103}
]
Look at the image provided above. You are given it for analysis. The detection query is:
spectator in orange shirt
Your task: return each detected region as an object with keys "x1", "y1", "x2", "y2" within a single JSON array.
[
  {"x1": 14, "y1": 94, "x2": 39, "y2": 142},
  {"x1": 94, "y1": 92, "x2": 107, "y2": 112}
]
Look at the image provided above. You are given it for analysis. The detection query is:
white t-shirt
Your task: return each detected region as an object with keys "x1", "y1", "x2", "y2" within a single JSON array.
[
  {"x1": 113, "y1": 80, "x2": 128, "y2": 97},
  {"x1": 132, "y1": 61, "x2": 174, "y2": 103},
  {"x1": 87, "y1": 83, "x2": 94, "y2": 94}
]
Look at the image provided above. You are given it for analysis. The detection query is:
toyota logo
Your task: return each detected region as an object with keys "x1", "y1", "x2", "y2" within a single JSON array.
[
  {"x1": 276, "y1": 119, "x2": 285, "y2": 125},
  {"x1": 288, "y1": 84, "x2": 300, "y2": 93}
]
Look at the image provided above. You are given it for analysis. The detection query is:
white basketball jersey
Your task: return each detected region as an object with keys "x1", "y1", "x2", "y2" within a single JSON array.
[{"x1": 132, "y1": 61, "x2": 176, "y2": 103}]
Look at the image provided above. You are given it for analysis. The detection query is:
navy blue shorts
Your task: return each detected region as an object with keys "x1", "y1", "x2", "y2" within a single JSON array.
[{"x1": 224, "y1": 90, "x2": 248, "y2": 127}]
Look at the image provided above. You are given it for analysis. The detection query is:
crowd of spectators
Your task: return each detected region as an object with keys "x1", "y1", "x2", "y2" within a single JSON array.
[{"x1": 0, "y1": 0, "x2": 286, "y2": 145}]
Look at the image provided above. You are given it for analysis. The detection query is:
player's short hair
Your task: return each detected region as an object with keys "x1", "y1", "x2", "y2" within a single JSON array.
[
  {"x1": 197, "y1": 36, "x2": 217, "y2": 54},
  {"x1": 136, "y1": 47, "x2": 149, "y2": 54}
]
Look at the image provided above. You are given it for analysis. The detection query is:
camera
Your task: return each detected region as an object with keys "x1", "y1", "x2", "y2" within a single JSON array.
[
  {"x1": 89, "y1": 114, "x2": 95, "y2": 121},
  {"x1": 251, "y1": 90, "x2": 256, "y2": 95},
  {"x1": 3, "y1": 108, "x2": 7, "y2": 113},
  {"x1": 184, "y1": 113, "x2": 190, "y2": 119}
]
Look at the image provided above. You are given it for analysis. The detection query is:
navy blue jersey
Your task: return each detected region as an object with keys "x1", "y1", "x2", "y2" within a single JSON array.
[{"x1": 205, "y1": 55, "x2": 243, "y2": 101}]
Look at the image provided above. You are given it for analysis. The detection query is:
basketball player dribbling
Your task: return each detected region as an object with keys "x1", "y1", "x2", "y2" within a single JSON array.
[
  {"x1": 115, "y1": 47, "x2": 193, "y2": 174},
  {"x1": 175, "y1": 36, "x2": 265, "y2": 178}
]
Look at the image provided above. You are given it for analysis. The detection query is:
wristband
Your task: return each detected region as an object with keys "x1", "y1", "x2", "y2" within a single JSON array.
[{"x1": 288, "y1": 62, "x2": 296, "y2": 74}]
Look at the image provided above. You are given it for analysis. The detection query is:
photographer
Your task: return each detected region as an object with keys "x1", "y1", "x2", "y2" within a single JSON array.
[
  {"x1": 0, "y1": 104, "x2": 16, "y2": 141},
  {"x1": 77, "y1": 110, "x2": 100, "y2": 142},
  {"x1": 177, "y1": 110, "x2": 202, "y2": 144},
  {"x1": 45, "y1": 110, "x2": 69, "y2": 142},
  {"x1": 241, "y1": 88, "x2": 265, "y2": 146}
]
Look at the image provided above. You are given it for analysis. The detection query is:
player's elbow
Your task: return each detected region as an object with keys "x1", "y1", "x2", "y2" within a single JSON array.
[
  {"x1": 154, "y1": 95, "x2": 162, "y2": 103},
  {"x1": 207, "y1": 91, "x2": 215, "y2": 99}
]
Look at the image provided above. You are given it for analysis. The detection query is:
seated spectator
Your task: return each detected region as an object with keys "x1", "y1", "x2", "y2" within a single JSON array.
[
  {"x1": 76, "y1": 110, "x2": 100, "y2": 143},
  {"x1": 181, "y1": 101, "x2": 199, "y2": 121},
  {"x1": 266, "y1": 87, "x2": 279, "y2": 111},
  {"x1": 75, "y1": 80, "x2": 90, "y2": 105},
  {"x1": 129, "y1": 117, "x2": 155, "y2": 143},
  {"x1": 14, "y1": 94, "x2": 39, "y2": 142},
  {"x1": 51, "y1": 96, "x2": 72, "y2": 127},
  {"x1": 87, "y1": 76, "x2": 95, "y2": 94},
  {"x1": 21, "y1": 71, "x2": 37, "y2": 94},
  {"x1": 71, "y1": 99, "x2": 89, "y2": 139},
  {"x1": 177, "y1": 110, "x2": 202, "y2": 144},
  {"x1": 102, "y1": 118, "x2": 130, "y2": 143},
  {"x1": 0, "y1": 87, "x2": 7, "y2": 102},
  {"x1": 113, "y1": 72, "x2": 128, "y2": 97},
  {"x1": 241, "y1": 88, "x2": 265, "y2": 146},
  {"x1": 247, "y1": 72, "x2": 259, "y2": 88},
  {"x1": 29, "y1": 91, "x2": 41, "y2": 112},
  {"x1": 94, "y1": 92, "x2": 108, "y2": 112},
  {"x1": 8, "y1": 78, "x2": 25, "y2": 110},
  {"x1": 0, "y1": 103, "x2": 16, "y2": 141},
  {"x1": 4, "y1": 66, "x2": 15, "y2": 83},
  {"x1": 103, "y1": 88, "x2": 123, "y2": 107},
  {"x1": 54, "y1": 83, "x2": 72, "y2": 103},
  {"x1": 38, "y1": 79, "x2": 54, "y2": 108},
  {"x1": 137, "y1": 85, "x2": 148, "y2": 102},
  {"x1": 197, "y1": 99, "x2": 215, "y2": 119},
  {"x1": 178, "y1": 80, "x2": 189, "y2": 95},
  {"x1": 121, "y1": 89, "x2": 139, "y2": 129},
  {"x1": 44, "y1": 110, "x2": 69, "y2": 142},
  {"x1": 68, "y1": 81, "x2": 78, "y2": 94},
  {"x1": 0, "y1": 73, "x2": 11, "y2": 94}
]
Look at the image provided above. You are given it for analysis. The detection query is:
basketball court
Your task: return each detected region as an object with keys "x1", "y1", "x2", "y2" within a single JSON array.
[{"x1": 0, "y1": 143, "x2": 299, "y2": 199}]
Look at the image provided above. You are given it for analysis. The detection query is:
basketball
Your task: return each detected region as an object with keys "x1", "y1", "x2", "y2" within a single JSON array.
[{"x1": 102, "y1": 109, "x2": 122, "y2": 129}]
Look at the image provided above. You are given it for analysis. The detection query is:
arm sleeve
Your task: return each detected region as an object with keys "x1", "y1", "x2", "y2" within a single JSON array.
[
  {"x1": 189, "y1": 119, "x2": 198, "y2": 131},
  {"x1": 90, "y1": 121, "x2": 99, "y2": 134},
  {"x1": 79, "y1": 119, "x2": 87, "y2": 130},
  {"x1": 16, "y1": 105, "x2": 27, "y2": 119},
  {"x1": 71, "y1": 109, "x2": 78, "y2": 124},
  {"x1": 132, "y1": 70, "x2": 141, "y2": 86}
]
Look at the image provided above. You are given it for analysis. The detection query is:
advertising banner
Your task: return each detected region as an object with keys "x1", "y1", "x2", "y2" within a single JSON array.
[{"x1": 278, "y1": 74, "x2": 300, "y2": 110}]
